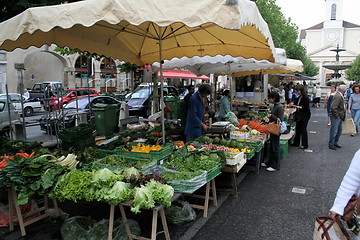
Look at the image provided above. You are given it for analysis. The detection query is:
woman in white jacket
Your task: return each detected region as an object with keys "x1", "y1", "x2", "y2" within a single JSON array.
[{"x1": 329, "y1": 149, "x2": 360, "y2": 218}]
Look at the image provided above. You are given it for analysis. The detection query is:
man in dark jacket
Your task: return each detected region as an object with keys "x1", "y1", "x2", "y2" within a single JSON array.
[
  {"x1": 183, "y1": 85, "x2": 195, "y2": 118},
  {"x1": 185, "y1": 84, "x2": 212, "y2": 142},
  {"x1": 328, "y1": 85, "x2": 347, "y2": 150}
]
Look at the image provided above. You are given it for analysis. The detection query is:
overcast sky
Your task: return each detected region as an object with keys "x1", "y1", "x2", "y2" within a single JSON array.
[{"x1": 276, "y1": 0, "x2": 360, "y2": 30}]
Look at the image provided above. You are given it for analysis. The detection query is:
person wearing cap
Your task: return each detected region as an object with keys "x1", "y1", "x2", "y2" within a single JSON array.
[
  {"x1": 328, "y1": 85, "x2": 347, "y2": 150},
  {"x1": 185, "y1": 84, "x2": 212, "y2": 142}
]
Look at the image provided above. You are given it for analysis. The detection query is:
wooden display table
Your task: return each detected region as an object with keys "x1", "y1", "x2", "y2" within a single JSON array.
[
  {"x1": 8, "y1": 189, "x2": 60, "y2": 236},
  {"x1": 184, "y1": 179, "x2": 217, "y2": 218},
  {"x1": 220, "y1": 158, "x2": 247, "y2": 197},
  {"x1": 107, "y1": 193, "x2": 182, "y2": 240}
]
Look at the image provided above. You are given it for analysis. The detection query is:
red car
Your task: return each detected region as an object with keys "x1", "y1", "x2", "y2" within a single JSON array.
[{"x1": 42, "y1": 88, "x2": 99, "y2": 110}]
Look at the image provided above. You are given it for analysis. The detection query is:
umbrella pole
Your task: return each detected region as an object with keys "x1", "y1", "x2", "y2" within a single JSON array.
[{"x1": 159, "y1": 37, "x2": 165, "y2": 144}]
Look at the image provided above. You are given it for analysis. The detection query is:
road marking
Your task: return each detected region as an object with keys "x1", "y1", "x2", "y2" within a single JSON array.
[
  {"x1": 312, "y1": 121, "x2": 319, "y2": 123},
  {"x1": 304, "y1": 149, "x2": 313, "y2": 153},
  {"x1": 291, "y1": 187, "x2": 306, "y2": 194},
  {"x1": 309, "y1": 131, "x2": 317, "y2": 134}
]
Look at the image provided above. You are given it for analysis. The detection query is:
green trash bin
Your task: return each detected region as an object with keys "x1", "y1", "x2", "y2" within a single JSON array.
[{"x1": 92, "y1": 103, "x2": 118, "y2": 137}]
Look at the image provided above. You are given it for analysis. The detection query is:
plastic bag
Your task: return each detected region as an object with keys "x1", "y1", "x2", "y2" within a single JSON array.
[
  {"x1": 165, "y1": 200, "x2": 196, "y2": 225},
  {"x1": 61, "y1": 216, "x2": 141, "y2": 240},
  {"x1": 224, "y1": 112, "x2": 239, "y2": 126}
]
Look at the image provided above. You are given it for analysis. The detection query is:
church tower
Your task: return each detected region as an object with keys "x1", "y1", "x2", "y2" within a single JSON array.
[{"x1": 323, "y1": 0, "x2": 344, "y2": 47}]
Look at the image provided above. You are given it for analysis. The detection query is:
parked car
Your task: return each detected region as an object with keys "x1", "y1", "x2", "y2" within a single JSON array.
[
  {"x1": 42, "y1": 88, "x2": 99, "y2": 110},
  {"x1": 0, "y1": 100, "x2": 20, "y2": 137},
  {"x1": 0, "y1": 93, "x2": 42, "y2": 117},
  {"x1": 39, "y1": 96, "x2": 122, "y2": 133},
  {"x1": 29, "y1": 82, "x2": 64, "y2": 98},
  {"x1": 125, "y1": 84, "x2": 179, "y2": 117}
]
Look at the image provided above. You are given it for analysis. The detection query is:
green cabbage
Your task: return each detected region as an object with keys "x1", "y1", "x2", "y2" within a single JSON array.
[
  {"x1": 123, "y1": 167, "x2": 141, "y2": 182},
  {"x1": 103, "y1": 181, "x2": 134, "y2": 205},
  {"x1": 131, "y1": 186, "x2": 155, "y2": 214}
]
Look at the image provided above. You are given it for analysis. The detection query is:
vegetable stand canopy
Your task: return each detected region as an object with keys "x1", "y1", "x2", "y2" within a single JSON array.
[
  {"x1": 152, "y1": 48, "x2": 303, "y2": 77},
  {"x1": 0, "y1": 0, "x2": 276, "y2": 65}
]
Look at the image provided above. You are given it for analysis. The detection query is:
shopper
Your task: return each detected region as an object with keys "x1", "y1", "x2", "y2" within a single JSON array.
[
  {"x1": 329, "y1": 149, "x2": 360, "y2": 220},
  {"x1": 287, "y1": 84, "x2": 293, "y2": 104},
  {"x1": 219, "y1": 89, "x2": 231, "y2": 120},
  {"x1": 328, "y1": 85, "x2": 347, "y2": 150},
  {"x1": 324, "y1": 85, "x2": 336, "y2": 126},
  {"x1": 278, "y1": 86, "x2": 286, "y2": 104},
  {"x1": 311, "y1": 83, "x2": 317, "y2": 105},
  {"x1": 183, "y1": 85, "x2": 195, "y2": 118},
  {"x1": 313, "y1": 84, "x2": 322, "y2": 107},
  {"x1": 292, "y1": 86, "x2": 311, "y2": 149},
  {"x1": 348, "y1": 84, "x2": 360, "y2": 136},
  {"x1": 185, "y1": 84, "x2": 212, "y2": 142},
  {"x1": 262, "y1": 91, "x2": 284, "y2": 172},
  {"x1": 23, "y1": 89, "x2": 30, "y2": 100}
]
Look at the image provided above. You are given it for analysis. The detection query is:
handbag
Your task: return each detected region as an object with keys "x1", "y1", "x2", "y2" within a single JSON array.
[
  {"x1": 266, "y1": 118, "x2": 280, "y2": 136},
  {"x1": 313, "y1": 216, "x2": 351, "y2": 240},
  {"x1": 342, "y1": 118, "x2": 356, "y2": 135},
  {"x1": 342, "y1": 194, "x2": 360, "y2": 235}
]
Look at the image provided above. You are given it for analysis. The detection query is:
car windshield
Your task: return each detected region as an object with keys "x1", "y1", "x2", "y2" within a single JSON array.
[
  {"x1": 128, "y1": 86, "x2": 152, "y2": 99},
  {"x1": 65, "y1": 97, "x2": 92, "y2": 109}
]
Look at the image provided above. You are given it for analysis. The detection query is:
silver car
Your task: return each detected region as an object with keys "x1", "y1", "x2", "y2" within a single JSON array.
[{"x1": 0, "y1": 100, "x2": 20, "y2": 137}]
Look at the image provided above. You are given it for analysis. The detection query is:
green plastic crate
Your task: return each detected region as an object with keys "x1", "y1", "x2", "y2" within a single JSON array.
[
  {"x1": 115, "y1": 143, "x2": 174, "y2": 161},
  {"x1": 206, "y1": 164, "x2": 222, "y2": 181},
  {"x1": 59, "y1": 124, "x2": 95, "y2": 142},
  {"x1": 167, "y1": 171, "x2": 207, "y2": 194}
]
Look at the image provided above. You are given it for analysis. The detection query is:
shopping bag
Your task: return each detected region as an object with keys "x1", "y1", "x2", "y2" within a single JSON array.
[
  {"x1": 341, "y1": 118, "x2": 356, "y2": 135},
  {"x1": 313, "y1": 216, "x2": 351, "y2": 240},
  {"x1": 266, "y1": 119, "x2": 280, "y2": 136},
  {"x1": 280, "y1": 121, "x2": 287, "y2": 134}
]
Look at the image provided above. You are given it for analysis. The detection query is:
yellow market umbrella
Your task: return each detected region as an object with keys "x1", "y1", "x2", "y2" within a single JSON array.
[{"x1": 0, "y1": 0, "x2": 277, "y2": 143}]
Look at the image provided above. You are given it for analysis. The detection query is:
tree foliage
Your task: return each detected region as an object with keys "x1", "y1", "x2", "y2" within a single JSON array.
[
  {"x1": 54, "y1": 46, "x2": 105, "y2": 60},
  {"x1": 345, "y1": 55, "x2": 360, "y2": 82},
  {"x1": 254, "y1": 0, "x2": 319, "y2": 76}
]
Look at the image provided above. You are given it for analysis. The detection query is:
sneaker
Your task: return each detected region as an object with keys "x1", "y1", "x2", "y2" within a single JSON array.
[
  {"x1": 261, "y1": 163, "x2": 267, "y2": 167},
  {"x1": 328, "y1": 123, "x2": 331, "y2": 126},
  {"x1": 351, "y1": 134, "x2": 355, "y2": 137},
  {"x1": 334, "y1": 144, "x2": 342, "y2": 148},
  {"x1": 266, "y1": 167, "x2": 277, "y2": 172},
  {"x1": 329, "y1": 146, "x2": 337, "y2": 150}
]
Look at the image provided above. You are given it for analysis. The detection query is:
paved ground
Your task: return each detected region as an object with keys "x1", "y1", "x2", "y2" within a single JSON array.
[{"x1": 192, "y1": 107, "x2": 360, "y2": 240}]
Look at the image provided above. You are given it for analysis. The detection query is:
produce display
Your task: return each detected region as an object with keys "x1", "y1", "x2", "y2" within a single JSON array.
[
  {"x1": 50, "y1": 167, "x2": 174, "y2": 213},
  {"x1": 123, "y1": 143, "x2": 162, "y2": 153},
  {"x1": 92, "y1": 155, "x2": 155, "y2": 169},
  {"x1": 0, "y1": 153, "x2": 67, "y2": 205}
]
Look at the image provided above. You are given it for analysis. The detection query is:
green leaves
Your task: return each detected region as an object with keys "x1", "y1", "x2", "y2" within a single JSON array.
[{"x1": 346, "y1": 55, "x2": 360, "y2": 82}]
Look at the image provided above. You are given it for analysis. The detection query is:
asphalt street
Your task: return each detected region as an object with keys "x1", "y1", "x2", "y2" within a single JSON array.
[{"x1": 192, "y1": 107, "x2": 360, "y2": 240}]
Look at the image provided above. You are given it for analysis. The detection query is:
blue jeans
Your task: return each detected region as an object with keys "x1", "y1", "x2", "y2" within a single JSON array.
[
  {"x1": 329, "y1": 116, "x2": 342, "y2": 147},
  {"x1": 351, "y1": 109, "x2": 360, "y2": 133}
]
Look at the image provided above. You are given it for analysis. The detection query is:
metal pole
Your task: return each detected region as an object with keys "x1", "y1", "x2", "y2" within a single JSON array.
[
  {"x1": 159, "y1": 32, "x2": 166, "y2": 144},
  {"x1": 5, "y1": 84, "x2": 13, "y2": 139}
]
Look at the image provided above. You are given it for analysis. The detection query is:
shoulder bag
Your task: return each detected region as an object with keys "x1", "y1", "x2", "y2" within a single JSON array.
[
  {"x1": 342, "y1": 194, "x2": 360, "y2": 235},
  {"x1": 266, "y1": 118, "x2": 280, "y2": 136},
  {"x1": 341, "y1": 118, "x2": 356, "y2": 135},
  {"x1": 313, "y1": 216, "x2": 351, "y2": 240}
]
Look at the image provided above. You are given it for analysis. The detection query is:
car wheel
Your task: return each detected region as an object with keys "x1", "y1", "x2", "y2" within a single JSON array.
[{"x1": 24, "y1": 106, "x2": 34, "y2": 117}]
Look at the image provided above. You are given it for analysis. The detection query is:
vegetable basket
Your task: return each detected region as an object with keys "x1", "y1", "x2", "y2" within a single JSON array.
[
  {"x1": 92, "y1": 155, "x2": 157, "y2": 173},
  {"x1": 115, "y1": 143, "x2": 174, "y2": 161}
]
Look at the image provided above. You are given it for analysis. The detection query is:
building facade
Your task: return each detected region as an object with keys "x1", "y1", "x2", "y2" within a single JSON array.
[
  {"x1": 0, "y1": 44, "x2": 136, "y2": 94},
  {"x1": 300, "y1": 0, "x2": 360, "y2": 85}
]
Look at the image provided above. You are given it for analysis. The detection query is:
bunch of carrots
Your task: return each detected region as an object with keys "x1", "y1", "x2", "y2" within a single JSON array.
[
  {"x1": 0, "y1": 154, "x2": 13, "y2": 170},
  {"x1": 15, "y1": 152, "x2": 35, "y2": 158},
  {"x1": 238, "y1": 119, "x2": 268, "y2": 133},
  {"x1": 0, "y1": 152, "x2": 35, "y2": 171}
]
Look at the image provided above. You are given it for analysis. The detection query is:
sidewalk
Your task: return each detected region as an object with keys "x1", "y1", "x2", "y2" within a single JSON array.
[{"x1": 193, "y1": 107, "x2": 360, "y2": 240}]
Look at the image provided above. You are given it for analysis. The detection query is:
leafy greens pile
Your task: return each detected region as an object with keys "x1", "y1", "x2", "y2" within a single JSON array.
[{"x1": 0, "y1": 154, "x2": 67, "y2": 205}]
